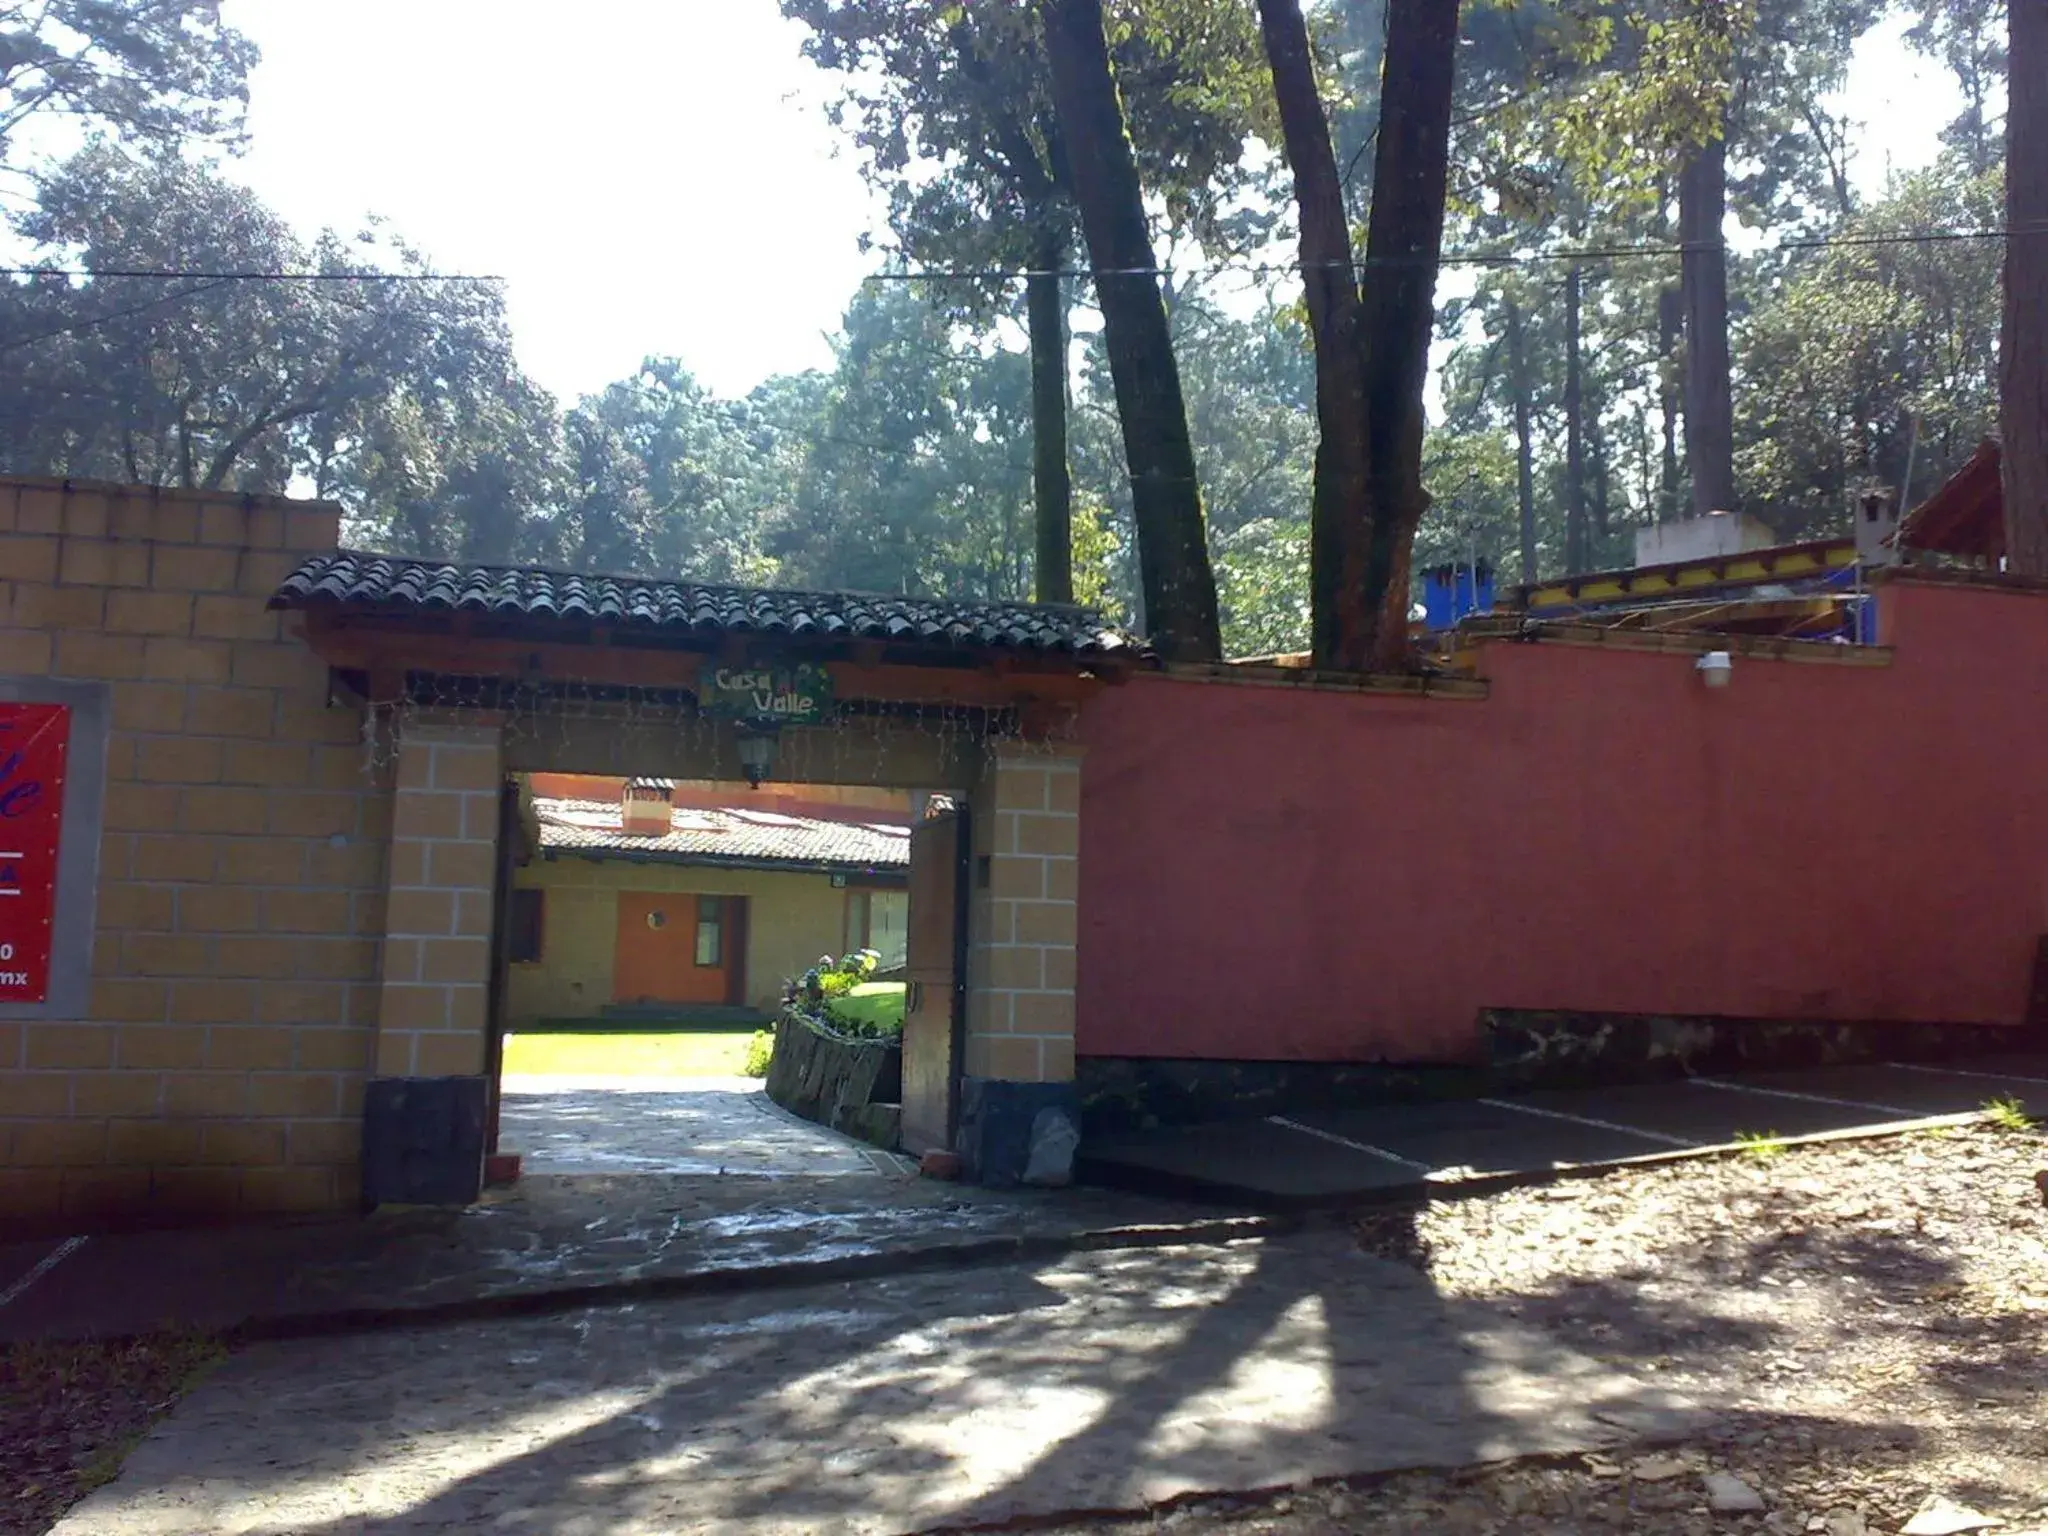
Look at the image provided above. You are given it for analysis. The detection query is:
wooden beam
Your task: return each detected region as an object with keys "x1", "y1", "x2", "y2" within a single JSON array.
[{"x1": 297, "y1": 613, "x2": 1119, "y2": 709}]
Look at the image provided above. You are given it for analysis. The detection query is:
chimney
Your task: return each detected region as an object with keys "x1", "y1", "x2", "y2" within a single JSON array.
[
  {"x1": 1856, "y1": 488, "x2": 1902, "y2": 567},
  {"x1": 621, "y1": 777, "x2": 674, "y2": 837}
]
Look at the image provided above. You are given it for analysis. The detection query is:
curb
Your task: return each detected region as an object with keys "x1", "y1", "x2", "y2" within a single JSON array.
[
  {"x1": 223, "y1": 1212, "x2": 1302, "y2": 1345},
  {"x1": 237, "y1": 1109, "x2": 2020, "y2": 1342},
  {"x1": 1080, "y1": 1107, "x2": 2019, "y2": 1214},
  {"x1": 30, "y1": 1106, "x2": 2037, "y2": 1349}
]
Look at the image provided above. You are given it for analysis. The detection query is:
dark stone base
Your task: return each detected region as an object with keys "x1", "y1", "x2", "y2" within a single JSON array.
[
  {"x1": 957, "y1": 1078, "x2": 1081, "y2": 1187},
  {"x1": 1078, "y1": 1056, "x2": 1489, "y2": 1140},
  {"x1": 1485, "y1": 1009, "x2": 2047, "y2": 1091},
  {"x1": 361, "y1": 1075, "x2": 488, "y2": 1208},
  {"x1": 1080, "y1": 1010, "x2": 2047, "y2": 1138},
  {"x1": 763, "y1": 1011, "x2": 903, "y2": 1148}
]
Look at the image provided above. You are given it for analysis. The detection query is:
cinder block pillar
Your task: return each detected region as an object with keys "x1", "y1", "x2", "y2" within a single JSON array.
[
  {"x1": 959, "y1": 740, "x2": 1082, "y2": 1184},
  {"x1": 363, "y1": 710, "x2": 505, "y2": 1205}
]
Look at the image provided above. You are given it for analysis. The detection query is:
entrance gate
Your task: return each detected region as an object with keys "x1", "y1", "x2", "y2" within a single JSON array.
[
  {"x1": 900, "y1": 796, "x2": 970, "y2": 1154},
  {"x1": 281, "y1": 553, "x2": 1117, "y2": 1194}
]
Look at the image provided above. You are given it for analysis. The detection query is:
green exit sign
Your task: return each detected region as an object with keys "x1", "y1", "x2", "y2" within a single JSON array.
[{"x1": 702, "y1": 661, "x2": 834, "y2": 726}]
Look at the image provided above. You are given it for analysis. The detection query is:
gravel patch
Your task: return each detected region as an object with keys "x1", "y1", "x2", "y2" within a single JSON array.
[
  {"x1": 1034, "y1": 1123, "x2": 2048, "y2": 1536},
  {"x1": 0, "y1": 1335, "x2": 221, "y2": 1536},
  {"x1": 10, "y1": 1125, "x2": 2044, "y2": 1535}
]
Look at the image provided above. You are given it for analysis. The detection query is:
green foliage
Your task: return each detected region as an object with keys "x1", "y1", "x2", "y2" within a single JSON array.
[
  {"x1": 0, "y1": 0, "x2": 2004, "y2": 659},
  {"x1": 786, "y1": 952, "x2": 903, "y2": 1040},
  {"x1": 783, "y1": 0, "x2": 1272, "y2": 295},
  {"x1": 768, "y1": 282, "x2": 1038, "y2": 599},
  {"x1": 824, "y1": 983, "x2": 909, "y2": 1038},
  {"x1": 1737, "y1": 157, "x2": 2003, "y2": 538},
  {"x1": 2, "y1": 148, "x2": 542, "y2": 557},
  {"x1": 0, "y1": 1, "x2": 257, "y2": 178},
  {"x1": 560, "y1": 358, "x2": 778, "y2": 582},
  {"x1": 1068, "y1": 493, "x2": 1126, "y2": 617},
  {"x1": 1735, "y1": 1129, "x2": 1788, "y2": 1163},
  {"x1": 742, "y1": 1030, "x2": 775, "y2": 1079},
  {"x1": 1982, "y1": 1096, "x2": 2038, "y2": 1133},
  {"x1": 1216, "y1": 518, "x2": 1310, "y2": 656},
  {"x1": 1901, "y1": 0, "x2": 2006, "y2": 176}
]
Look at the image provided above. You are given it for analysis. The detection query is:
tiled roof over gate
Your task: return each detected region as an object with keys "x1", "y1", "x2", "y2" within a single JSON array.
[
  {"x1": 533, "y1": 797, "x2": 909, "y2": 869},
  {"x1": 272, "y1": 553, "x2": 1143, "y2": 658}
]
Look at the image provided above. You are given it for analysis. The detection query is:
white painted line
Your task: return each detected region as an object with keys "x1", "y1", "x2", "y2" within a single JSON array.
[
  {"x1": 1478, "y1": 1097, "x2": 1699, "y2": 1149},
  {"x1": 0, "y1": 1235, "x2": 86, "y2": 1312},
  {"x1": 1886, "y1": 1061, "x2": 2048, "y2": 1088},
  {"x1": 1688, "y1": 1077, "x2": 1912, "y2": 1116},
  {"x1": 1267, "y1": 1115, "x2": 1431, "y2": 1172}
]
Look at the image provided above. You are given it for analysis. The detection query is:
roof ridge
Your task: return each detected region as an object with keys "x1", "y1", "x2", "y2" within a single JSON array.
[
  {"x1": 270, "y1": 552, "x2": 1146, "y2": 658},
  {"x1": 292, "y1": 548, "x2": 1109, "y2": 620}
]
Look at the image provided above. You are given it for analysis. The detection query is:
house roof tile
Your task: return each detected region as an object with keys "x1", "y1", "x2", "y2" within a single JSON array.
[
  {"x1": 272, "y1": 553, "x2": 1143, "y2": 659},
  {"x1": 533, "y1": 797, "x2": 909, "y2": 870}
]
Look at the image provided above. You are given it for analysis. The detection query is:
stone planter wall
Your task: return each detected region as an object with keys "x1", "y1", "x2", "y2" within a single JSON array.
[{"x1": 764, "y1": 1010, "x2": 903, "y2": 1149}]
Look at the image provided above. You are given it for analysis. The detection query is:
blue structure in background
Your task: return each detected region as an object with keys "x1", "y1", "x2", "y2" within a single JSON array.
[{"x1": 1422, "y1": 562, "x2": 1495, "y2": 632}]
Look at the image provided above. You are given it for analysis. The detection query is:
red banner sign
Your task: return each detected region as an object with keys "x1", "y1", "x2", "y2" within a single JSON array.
[{"x1": 0, "y1": 703, "x2": 69, "y2": 1005}]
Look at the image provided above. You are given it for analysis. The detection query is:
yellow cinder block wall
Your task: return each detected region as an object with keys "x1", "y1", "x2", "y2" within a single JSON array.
[
  {"x1": 508, "y1": 859, "x2": 857, "y2": 1021},
  {"x1": 0, "y1": 479, "x2": 390, "y2": 1231}
]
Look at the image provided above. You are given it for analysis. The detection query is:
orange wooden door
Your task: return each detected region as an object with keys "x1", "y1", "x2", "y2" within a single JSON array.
[{"x1": 613, "y1": 892, "x2": 732, "y2": 1005}]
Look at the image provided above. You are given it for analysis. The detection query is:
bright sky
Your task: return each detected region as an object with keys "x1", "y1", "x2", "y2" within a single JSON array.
[
  {"x1": 219, "y1": 0, "x2": 884, "y2": 404},
  {"x1": 216, "y1": 1, "x2": 1973, "y2": 409}
]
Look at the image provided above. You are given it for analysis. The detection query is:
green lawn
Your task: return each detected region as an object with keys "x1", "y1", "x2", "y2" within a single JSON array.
[
  {"x1": 500, "y1": 1030, "x2": 759, "y2": 1078},
  {"x1": 826, "y1": 981, "x2": 908, "y2": 1035}
]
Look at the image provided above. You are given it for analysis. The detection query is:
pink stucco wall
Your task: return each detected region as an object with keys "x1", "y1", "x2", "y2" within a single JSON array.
[{"x1": 1075, "y1": 578, "x2": 2048, "y2": 1063}]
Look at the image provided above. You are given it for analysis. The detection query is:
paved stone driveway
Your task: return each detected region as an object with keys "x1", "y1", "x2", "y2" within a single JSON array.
[
  {"x1": 497, "y1": 1074, "x2": 892, "y2": 1179},
  {"x1": 51, "y1": 1231, "x2": 1704, "y2": 1536}
]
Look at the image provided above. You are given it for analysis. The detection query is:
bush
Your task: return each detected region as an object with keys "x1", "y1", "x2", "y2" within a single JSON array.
[
  {"x1": 742, "y1": 1029, "x2": 774, "y2": 1078},
  {"x1": 786, "y1": 950, "x2": 881, "y2": 1009},
  {"x1": 783, "y1": 950, "x2": 902, "y2": 1041},
  {"x1": 824, "y1": 982, "x2": 908, "y2": 1039}
]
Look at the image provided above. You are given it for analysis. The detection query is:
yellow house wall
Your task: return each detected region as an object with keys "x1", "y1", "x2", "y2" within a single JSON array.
[
  {"x1": 508, "y1": 858, "x2": 858, "y2": 1021},
  {"x1": 0, "y1": 479, "x2": 387, "y2": 1230}
]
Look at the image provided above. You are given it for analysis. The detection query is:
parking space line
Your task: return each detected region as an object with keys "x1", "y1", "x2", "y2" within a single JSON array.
[
  {"x1": 1476, "y1": 1098, "x2": 1697, "y2": 1148},
  {"x1": 1688, "y1": 1077, "x2": 1912, "y2": 1116},
  {"x1": 1886, "y1": 1061, "x2": 2048, "y2": 1088},
  {"x1": 0, "y1": 1235, "x2": 86, "y2": 1313},
  {"x1": 1267, "y1": 1115, "x2": 1432, "y2": 1172}
]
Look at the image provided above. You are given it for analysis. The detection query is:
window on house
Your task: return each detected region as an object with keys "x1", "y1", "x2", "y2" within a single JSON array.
[
  {"x1": 508, "y1": 889, "x2": 545, "y2": 964},
  {"x1": 694, "y1": 895, "x2": 724, "y2": 967}
]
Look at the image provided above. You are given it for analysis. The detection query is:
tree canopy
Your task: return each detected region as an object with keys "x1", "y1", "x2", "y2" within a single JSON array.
[{"x1": 0, "y1": 0, "x2": 2021, "y2": 652}]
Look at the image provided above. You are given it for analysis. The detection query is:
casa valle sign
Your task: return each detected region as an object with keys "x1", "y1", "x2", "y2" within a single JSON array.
[{"x1": 702, "y1": 660, "x2": 834, "y2": 727}]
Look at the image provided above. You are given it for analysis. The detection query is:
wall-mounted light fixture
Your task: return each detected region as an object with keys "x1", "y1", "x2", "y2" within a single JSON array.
[
  {"x1": 1696, "y1": 650, "x2": 1733, "y2": 689},
  {"x1": 736, "y1": 727, "x2": 778, "y2": 788}
]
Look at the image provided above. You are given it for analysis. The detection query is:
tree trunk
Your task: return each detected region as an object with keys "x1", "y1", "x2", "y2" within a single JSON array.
[
  {"x1": 1041, "y1": 0, "x2": 1221, "y2": 660},
  {"x1": 1507, "y1": 298, "x2": 1536, "y2": 584},
  {"x1": 1256, "y1": 0, "x2": 1374, "y2": 670},
  {"x1": 1564, "y1": 259, "x2": 1590, "y2": 573},
  {"x1": 1352, "y1": 0, "x2": 1461, "y2": 669},
  {"x1": 1026, "y1": 225, "x2": 1074, "y2": 605},
  {"x1": 1590, "y1": 408, "x2": 1612, "y2": 543},
  {"x1": 1679, "y1": 136, "x2": 1736, "y2": 516},
  {"x1": 1658, "y1": 282, "x2": 1682, "y2": 521},
  {"x1": 2004, "y1": 0, "x2": 2048, "y2": 575}
]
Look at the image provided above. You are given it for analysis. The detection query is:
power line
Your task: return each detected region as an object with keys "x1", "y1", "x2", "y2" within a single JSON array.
[
  {"x1": 0, "y1": 266, "x2": 502, "y2": 281},
  {"x1": 866, "y1": 222, "x2": 2048, "y2": 284},
  {"x1": 0, "y1": 276, "x2": 235, "y2": 353},
  {"x1": 0, "y1": 222, "x2": 2031, "y2": 290}
]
